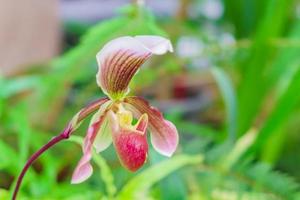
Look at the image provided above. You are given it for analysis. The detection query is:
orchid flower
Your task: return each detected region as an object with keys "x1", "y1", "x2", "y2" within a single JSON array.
[
  {"x1": 12, "y1": 35, "x2": 178, "y2": 200},
  {"x1": 72, "y1": 35, "x2": 178, "y2": 183}
]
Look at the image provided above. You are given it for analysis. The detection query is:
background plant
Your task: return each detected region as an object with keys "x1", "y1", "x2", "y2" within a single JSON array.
[{"x1": 1, "y1": 1, "x2": 300, "y2": 199}]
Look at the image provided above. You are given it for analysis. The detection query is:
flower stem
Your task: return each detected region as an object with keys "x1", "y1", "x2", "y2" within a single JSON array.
[
  {"x1": 11, "y1": 130, "x2": 69, "y2": 200},
  {"x1": 11, "y1": 98, "x2": 108, "y2": 200}
]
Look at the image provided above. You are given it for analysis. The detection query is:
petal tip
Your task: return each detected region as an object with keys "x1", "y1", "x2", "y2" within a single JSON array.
[
  {"x1": 154, "y1": 145, "x2": 177, "y2": 157},
  {"x1": 134, "y1": 35, "x2": 174, "y2": 55},
  {"x1": 71, "y1": 163, "x2": 93, "y2": 184},
  {"x1": 165, "y1": 40, "x2": 174, "y2": 53},
  {"x1": 161, "y1": 149, "x2": 175, "y2": 157}
]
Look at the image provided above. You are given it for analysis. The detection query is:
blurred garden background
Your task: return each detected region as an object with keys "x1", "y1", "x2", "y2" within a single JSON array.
[{"x1": 1, "y1": 0, "x2": 300, "y2": 199}]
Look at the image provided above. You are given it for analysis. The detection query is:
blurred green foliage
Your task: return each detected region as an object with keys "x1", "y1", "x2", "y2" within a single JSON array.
[{"x1": 1, "y1": 0, "x2": 300, "y2": 199}]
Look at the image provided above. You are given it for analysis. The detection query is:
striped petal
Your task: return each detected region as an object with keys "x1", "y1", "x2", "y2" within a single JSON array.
[
  {"x1": 123, "y1": 97, "x2": 178, "y2": 157},
  {"x1": 71, "y1": 101, "x2": 111, "y2": 184},
  {"x1": 96, "y1": 35, "x2": 173, "y2": 100}
]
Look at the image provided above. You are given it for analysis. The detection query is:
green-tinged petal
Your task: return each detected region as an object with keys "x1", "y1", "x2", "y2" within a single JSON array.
[{"x1": 71, "y1": 101, "x2": 111, "y2": 184}]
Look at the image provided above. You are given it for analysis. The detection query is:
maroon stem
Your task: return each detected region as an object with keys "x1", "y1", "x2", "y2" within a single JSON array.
[
  {"x1": 11, "y1": 98, "x2": 108, "y2": 200},
  {"x1": 12, "y1": 131, "x2": 69, "y2": 200}
]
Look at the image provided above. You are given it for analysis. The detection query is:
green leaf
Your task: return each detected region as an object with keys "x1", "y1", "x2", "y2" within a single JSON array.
[
  {"x1": 249, "y1": 67, "x2": 300, "y2": 154},
  {"x1": 0, "y1": 189, "x2": 9, "y2": 200},
  {"x1": 211, "y1": 67, "x2": 237, "y2": 142},
  {"x1": 223, "y1": 0, "x2": 267, "y2": 38},
  {"x1": 9, "y1": 104, "x2": 31, "y2": 166},
  {"x1": 0, "y1": 140, "x2": 18, "y2": 171},
  {"x1": 237, "y1": 0, "x2": 291, "y2": 136},
  {"x1": 259, "y1": 20, "x2": 300, "y2": 164},
  {"x1": 118, "y1": 154, "x2": 203, "y2": 200},
  {"x1": 221, "y1": 129, "x2": 257, "y2": 170},
  {"x1": 244, "y1": 163, "x2": 299, "y2": 199},
  {"x1": 266, "y1": 21, "x2": 300, "y2": 93},
  {"x1": 261, "y1": 125, "x2": 286, "y2": 164},
  {"x1": 0, "y1": 76, "x2": 38, "y2": 99}
]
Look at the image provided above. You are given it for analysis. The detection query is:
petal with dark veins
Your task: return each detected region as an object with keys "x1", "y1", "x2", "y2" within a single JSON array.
[
  {"x1": 96, "y1": 36, "x2": 173, "y2": 99},
  {"x1": 123, "y1": 97, "x2": 178, "y2": 157}
]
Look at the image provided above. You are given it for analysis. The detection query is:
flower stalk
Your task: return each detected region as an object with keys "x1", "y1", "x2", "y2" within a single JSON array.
[{"x1": 11, "y1": 98, "x2": 108, "y2": 200}]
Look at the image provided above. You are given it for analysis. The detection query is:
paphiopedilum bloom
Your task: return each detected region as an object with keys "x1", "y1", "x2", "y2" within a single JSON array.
[
  {"x1": 12, "y1": 36, "x2": 178, "y2": 200},
  {"x1": 71, "y1": 36, "x2": 179, "y2": 184}
]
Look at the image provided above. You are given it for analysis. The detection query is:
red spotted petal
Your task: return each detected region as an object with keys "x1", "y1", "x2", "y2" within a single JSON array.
[
  {"x1": 123, "y1": 97, "x2": 178, "y2": 157},
  {"x1": 96, "y1": 36, "x2": 173, "y2": 99},
  {"x1": 114, "y1": 130, "x2": 148, "y2": 172},
  {"x1": 108, "y1": 111, "x2": 149, "y2": 171}
]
